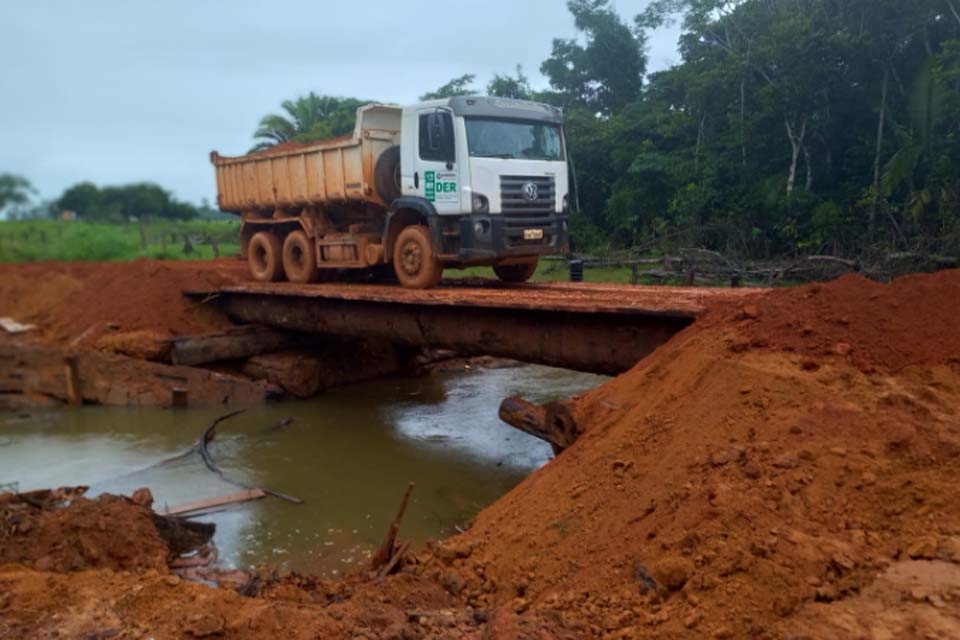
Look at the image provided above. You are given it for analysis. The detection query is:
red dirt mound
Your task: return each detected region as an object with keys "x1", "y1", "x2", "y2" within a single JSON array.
[
  {"x1": 709, "y1": 270, "x2": 960, "y2": 372},
  {"x1": 0, "y1": 258, "x2": 245, "y2": 346},
  {"x1": 420, "y1": 269, "x2": 960, "y2": 637},
  {"x1": 0, "y1": 492, "x2": 168, "y2": 573}
]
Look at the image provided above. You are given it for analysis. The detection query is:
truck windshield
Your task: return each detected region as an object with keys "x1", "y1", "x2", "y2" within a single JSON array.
[{"x1": 465, "y1": 118, "x2": 564, "y2": 161}]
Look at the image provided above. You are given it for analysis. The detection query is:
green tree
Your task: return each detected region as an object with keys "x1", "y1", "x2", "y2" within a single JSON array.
[
  {"x1": 419, "y1": 74, "x2": 477, "y2": 100},
  {"x1": 487, "y1": 66, "x2": 532, "y2": 99},
  {"x1": 57, "y1": 182, "x2": 101, "y2": 217},
  {"x1": 541, "y1": 0, "x2": 647, "y2": 114},
  {"x1": 57, "y1": 182, "x2": 198, "y2": 221},
  {"x1": 252, "y1": 93, "x2": 367, "y2": 151}
]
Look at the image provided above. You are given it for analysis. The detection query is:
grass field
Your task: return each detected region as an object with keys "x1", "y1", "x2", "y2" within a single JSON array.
[
  {"x1": 444, "y1": 260, "x2": 686, "y2": 285},
  {"x1": 0, "y1": 219, "x2": 697, "y2": 285},
  {"x1": 0, "y1": 219, "x2": 240, "y2": 263}
]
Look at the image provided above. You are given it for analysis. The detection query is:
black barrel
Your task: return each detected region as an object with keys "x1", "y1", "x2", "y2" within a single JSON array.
[{"x1": 569, "y1": 258, "x2": 584, "y2": 282}]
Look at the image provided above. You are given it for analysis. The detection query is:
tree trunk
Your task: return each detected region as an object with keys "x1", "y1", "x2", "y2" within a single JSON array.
[
  {"x1": 168, "y1": 325, "x2": 304, "y2": 366},
  {"x1": 949, "y1": 0, "x2": 960, "y2": 26},
  {"x1": 740, "y1": 78, "x2": 747, "y2": 171},
  {"x1": 869, "y1": 67, "x2": 889, "y2": 242},
  {"x1": 695, "y1": 112, "x2": 707, "y2": 174},
  {"x1": 785, "y1": 116, "x2": 807, "y2": 197}
]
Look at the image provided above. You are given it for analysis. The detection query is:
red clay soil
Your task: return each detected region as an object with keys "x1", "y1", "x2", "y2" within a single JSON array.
[
  {"x1": 0, "y1": 491, "x2": 168, "y2": 573},
  {"x1": 437, "y1": 269, "x2": 960, "y2": 637},
  {"x1": 3, "y1": 269, "x2": 960, "y2": 638},
  {"x1": 707, "y1": 270, "x2": 960, "y2": 373},
  {"x1": 0, "y1": 258, "x2": 246, "y2": 347}
]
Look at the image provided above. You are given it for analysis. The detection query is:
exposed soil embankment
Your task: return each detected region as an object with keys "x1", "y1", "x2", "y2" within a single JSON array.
[
  {"x1": 0, "y1": 259, "x2": 407, "y2": 406},
  {"x1": 3, "y1": 270, "x2": 960, "y2": 638},
  {"x1": 438, "y1": 270, "x2": 960, "y2": 637},
  {"x1": 0, "y1": 258, "x2": 245, "y2": 346}
]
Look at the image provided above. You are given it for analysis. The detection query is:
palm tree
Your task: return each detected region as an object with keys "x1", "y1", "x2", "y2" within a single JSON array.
[
  {"x1": 0, "y1": 173, "x2": 35, "y2": 215},
  {"x1": 251, "y1": 93, "x2": 367, "y2": 151},
  {"x1": 881, "y1": 59, "x2": 953, "y2": 224}
]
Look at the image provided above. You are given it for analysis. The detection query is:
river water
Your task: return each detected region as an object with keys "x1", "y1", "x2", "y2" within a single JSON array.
[{"x1": 0, "y1": 364, "x2": 605, "y2": 576}]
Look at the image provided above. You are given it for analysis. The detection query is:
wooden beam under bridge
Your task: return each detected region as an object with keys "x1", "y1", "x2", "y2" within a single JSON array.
[{"x1": 183, "y1": 281, "x2": 723, "y2": 375}]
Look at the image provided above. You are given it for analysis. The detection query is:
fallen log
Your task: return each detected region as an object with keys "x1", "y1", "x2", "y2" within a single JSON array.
[
  {"x1": 0, "y1": 341, "x2": 280, "y2": 407},
  {"x1": 370, "y1": 482, "x2": 415, "y2": 572},
  {"x1": 498, "y1": 396, "x2": 580, "y2": 452},
  {"x1": 168, "y1": 325, "x2": 300, "y2": 366}
]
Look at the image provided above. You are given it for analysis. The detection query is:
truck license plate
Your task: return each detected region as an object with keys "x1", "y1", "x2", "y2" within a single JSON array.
[{"x1": 523, "y1": 228, "x2": 544, "y2": 240}]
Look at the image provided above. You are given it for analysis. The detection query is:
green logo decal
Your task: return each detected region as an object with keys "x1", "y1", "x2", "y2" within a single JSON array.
[
  {"x1": 425, "y1": 170, "x2": 436, "y2": 202},
  {"x1": 424, "y1": 169, "x2": 456, "y2": 204}
]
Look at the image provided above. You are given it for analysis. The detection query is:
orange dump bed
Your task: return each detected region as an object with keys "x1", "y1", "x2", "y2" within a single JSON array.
[{"x1": 210, "y1": 104, "x2": 401, "y2": 213}]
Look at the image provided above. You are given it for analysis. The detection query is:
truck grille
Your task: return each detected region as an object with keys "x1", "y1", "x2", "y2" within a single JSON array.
[{"x1": 500, "y1": 176, "x2": 556, "y2": 217}]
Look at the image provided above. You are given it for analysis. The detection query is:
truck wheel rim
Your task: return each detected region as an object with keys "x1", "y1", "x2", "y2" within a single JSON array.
[{"x1": 400, "y1": 241, "x2": 423, "y2": 275}]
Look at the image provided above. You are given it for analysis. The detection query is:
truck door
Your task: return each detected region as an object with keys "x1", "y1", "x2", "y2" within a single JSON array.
[{"x1": 413, "y1": 109, "x2": 460, "y2": 215}]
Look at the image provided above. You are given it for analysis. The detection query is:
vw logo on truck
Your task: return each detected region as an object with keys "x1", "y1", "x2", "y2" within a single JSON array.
[{"x1": 522, "y1": 181, "x2": 539, "y2": 201}]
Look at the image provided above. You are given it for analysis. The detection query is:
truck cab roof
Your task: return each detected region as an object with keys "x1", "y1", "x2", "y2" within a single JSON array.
[{"x1": 408, "y1": 96, "x2": 564, "y2": 125}]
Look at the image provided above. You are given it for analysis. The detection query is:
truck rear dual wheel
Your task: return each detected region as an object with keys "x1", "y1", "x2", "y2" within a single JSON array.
[
  {"x1": 248, "y1": 231, "x2": 285, "y2": 282},
  {"x1": 393, "y1": 225, "x2": 442, "y2": 289},
  {"x1": 493, "y1": 258, "x2": 539, "y2": 283},
  {"x1": 282, "y1": 230, "x2": 319, "y2": 284}
]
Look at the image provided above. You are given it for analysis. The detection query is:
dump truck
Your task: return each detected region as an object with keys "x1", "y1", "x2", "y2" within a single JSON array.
[{"x1": 210, "y1": 96, "x2": 570, "y2": 288}]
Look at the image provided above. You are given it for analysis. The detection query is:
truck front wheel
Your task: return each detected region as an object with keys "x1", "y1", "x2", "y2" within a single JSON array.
[
  {"x1": 393, "y1": 225, "x2": 442, "y2": 289},
  {"x1": 248, "y1": 231, "x2": 285, "y2": 282},
  {"x1": 282, "y1": 230, "x2": 319, "y2": 284},
  {"x1": 493, "y1": 258, "x2": 539, "y2": 283}
]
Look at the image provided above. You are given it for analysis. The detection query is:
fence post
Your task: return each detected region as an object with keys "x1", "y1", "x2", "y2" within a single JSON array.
[{"x1": 569, "y1": 258, "x2": 584, "y2": 283}]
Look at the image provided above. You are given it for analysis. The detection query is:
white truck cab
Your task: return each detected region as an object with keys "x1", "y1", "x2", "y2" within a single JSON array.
[{"x1": 393, "y1": 97, "x2": 570, "y2": 280}]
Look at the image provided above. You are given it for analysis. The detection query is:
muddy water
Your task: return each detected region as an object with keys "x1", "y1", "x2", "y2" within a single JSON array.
[{"x1": 0, "y1": 364, "x2": 605, "y2": 576}]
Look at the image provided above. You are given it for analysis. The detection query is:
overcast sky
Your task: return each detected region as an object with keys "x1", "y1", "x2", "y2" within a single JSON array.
[{"x1": 2, "y1": 1, "x2": 681, "y2": 206}]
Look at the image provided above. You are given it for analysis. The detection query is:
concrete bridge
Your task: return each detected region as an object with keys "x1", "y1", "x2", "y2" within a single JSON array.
[{"x1": 188, "y1": 280, "x2": 757, "y2": 374}]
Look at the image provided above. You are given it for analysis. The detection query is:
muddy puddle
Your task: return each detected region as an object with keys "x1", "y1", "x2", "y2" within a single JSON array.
[{"x1": 0, "y1": 364, "x2": 605, "y2": 577}]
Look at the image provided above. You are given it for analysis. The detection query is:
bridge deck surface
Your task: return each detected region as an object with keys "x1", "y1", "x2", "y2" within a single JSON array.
[{"x1": 199, "y1": 279, "x2": 762, "y2": 319}]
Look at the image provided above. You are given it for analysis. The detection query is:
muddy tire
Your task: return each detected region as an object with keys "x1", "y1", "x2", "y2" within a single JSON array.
[
  {"x1": 493, "y1": 258, "x2": 539, "y2": 283},
  {"x1": 282, "y1": 230, "x2": 319, "y2": 284},
  {"x1": 374, "y1": 146, "x2": 402, "y2": 204},
  {"x1": 393, "y1": 225, "x2": 442, "y2": 289},
  {"x1": 248, "y1": 231, "x2": 285, "y2": 282}
]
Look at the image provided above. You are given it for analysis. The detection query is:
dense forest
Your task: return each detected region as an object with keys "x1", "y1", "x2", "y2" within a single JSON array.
[{"x1": 251, "y1": 0, "x2": 960, "y2": 259}]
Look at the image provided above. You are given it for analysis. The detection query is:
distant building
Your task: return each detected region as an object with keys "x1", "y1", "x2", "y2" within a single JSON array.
[{"x1": 60, "y1": 210, "x2": 77, "y2": 221}]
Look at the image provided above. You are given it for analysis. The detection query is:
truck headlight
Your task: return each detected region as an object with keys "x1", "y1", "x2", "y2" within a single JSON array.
[{"x1": 472, "y1": 193, "x2": 489, "y2": 214}]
